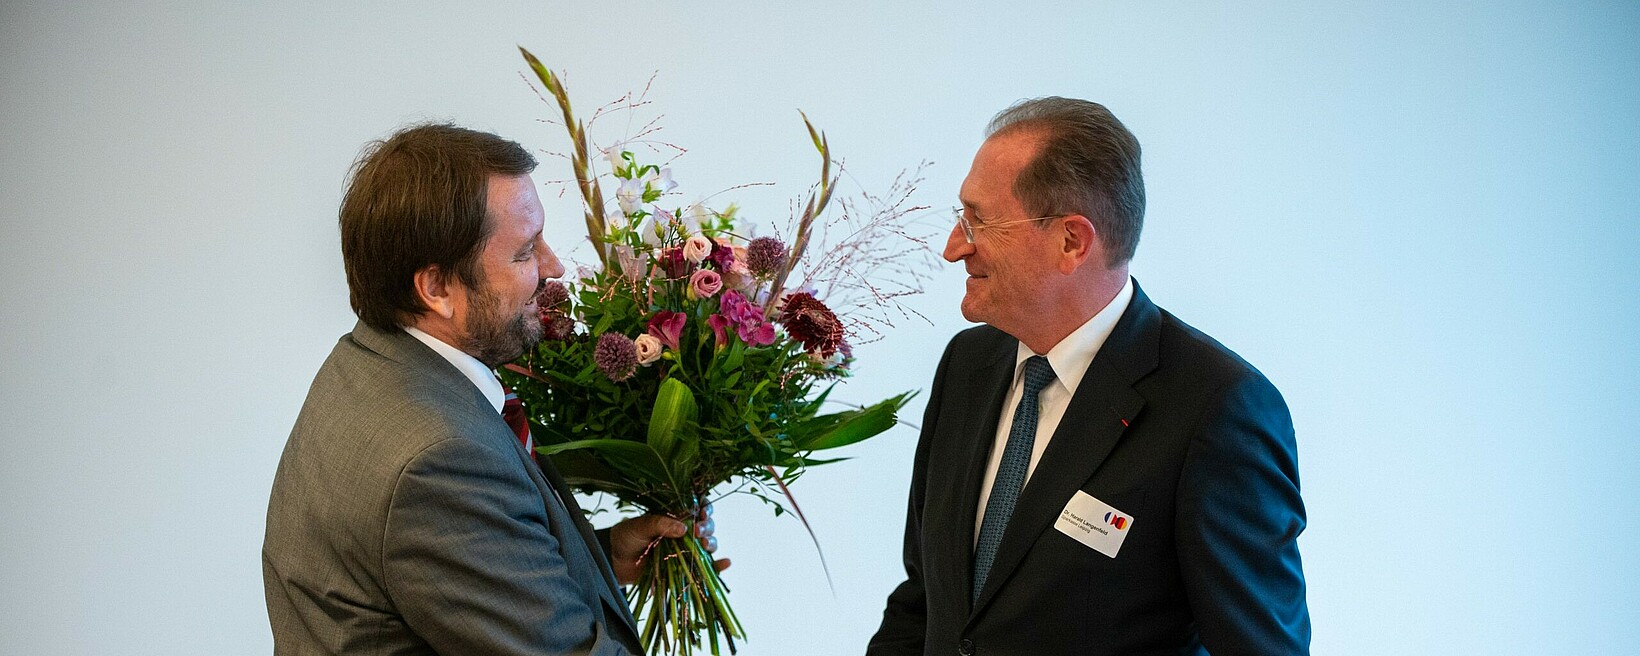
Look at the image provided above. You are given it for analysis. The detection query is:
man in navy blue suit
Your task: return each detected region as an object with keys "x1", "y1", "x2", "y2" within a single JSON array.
[{"x1": 868, "y1": 98, "x2": 1310, "y2": 655}]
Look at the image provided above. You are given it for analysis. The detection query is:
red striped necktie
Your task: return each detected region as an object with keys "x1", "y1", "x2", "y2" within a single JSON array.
[{"x1": 500, "y1": 386, "x2": 531, "y2": 449}]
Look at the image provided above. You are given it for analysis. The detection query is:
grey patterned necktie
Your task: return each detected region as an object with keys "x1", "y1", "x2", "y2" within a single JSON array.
[{"x1": 973, "y1": 355, "x2": 1056, "y2": 601}]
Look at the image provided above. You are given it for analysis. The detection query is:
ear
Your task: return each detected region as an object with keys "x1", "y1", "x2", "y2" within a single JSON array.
[
  {"x1": 412, "y1": 264, "x2": 458, "y2": 320},
  {"x1": 1057, "y1": 214, "x2": 1100, "y2": 274}
]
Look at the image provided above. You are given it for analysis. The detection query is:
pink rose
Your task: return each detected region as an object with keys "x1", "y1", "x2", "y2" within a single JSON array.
[
  {"x1": 689, "y1": 269, "x2": 723, "y2": 299},
  {"x1": 633, "y1": 333, "x2": 663, "y2": 365},
  {"x1": 682, "y1": 235, "x2": 713, "y2": 264}
]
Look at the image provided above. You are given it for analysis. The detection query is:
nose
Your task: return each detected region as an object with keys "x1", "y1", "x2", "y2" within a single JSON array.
[
  {"x1": 942, "y1": 222, "x2": 973, "y2": 263},
  {"x1": 539, "y1": 242, "x2": 566, "y2": 279}
]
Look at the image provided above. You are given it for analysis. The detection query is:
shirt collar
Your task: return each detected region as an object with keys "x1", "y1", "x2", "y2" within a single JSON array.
[
  {"x1": 403, "y1": 325, "x2": 506, "y2": 414},
  {"x1": 1013, "y1": 276, "x2": 1135, "y2": 398}
]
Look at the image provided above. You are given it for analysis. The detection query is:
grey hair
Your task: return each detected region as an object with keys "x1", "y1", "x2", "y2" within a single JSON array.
[{"x1": 986, "y1": 97, "x2": 1145, "y2": 266}]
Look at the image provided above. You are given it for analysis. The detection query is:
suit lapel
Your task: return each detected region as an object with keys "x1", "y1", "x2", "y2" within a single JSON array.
[
  {"x1": 948, "y1": 343, "x2": 1018, "y2": 615},
  {"x1": 968, "y1": 282, "x2": 1162, "y2": 620},
  {"x1": 532, "y1": 451, "x2": 639, "y2": 632}
]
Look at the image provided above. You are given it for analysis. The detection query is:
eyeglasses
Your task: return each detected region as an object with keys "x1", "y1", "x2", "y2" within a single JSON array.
[{"x1": 951, "y1": 207, "x2": 1067, "y2": 244}]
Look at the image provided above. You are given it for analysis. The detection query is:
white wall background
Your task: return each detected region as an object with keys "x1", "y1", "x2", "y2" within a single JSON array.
[{"x1": 3, "y1": 1, "x2": 1636, "y2": 654}]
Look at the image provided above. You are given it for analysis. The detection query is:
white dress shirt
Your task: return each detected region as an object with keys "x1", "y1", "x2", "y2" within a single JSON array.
[{"x1": 974, "y1": 277, "x2": 1135, "y2": 543}]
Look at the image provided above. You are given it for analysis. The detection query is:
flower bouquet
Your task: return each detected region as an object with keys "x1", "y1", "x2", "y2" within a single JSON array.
[{"x1": 507, "y1": 48, "x2": 925, "y2": 655}]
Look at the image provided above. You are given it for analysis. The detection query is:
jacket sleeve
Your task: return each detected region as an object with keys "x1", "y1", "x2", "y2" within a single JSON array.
[
  {"x1": 383, "y1": 436, "x2": 635, "y2": 656},
  {"x1": 866, "y1": 338, "x2": 956, "y2": 656},
  {"x1": 1176, "y1": 372, "x2": 1311, "y2": 655}
]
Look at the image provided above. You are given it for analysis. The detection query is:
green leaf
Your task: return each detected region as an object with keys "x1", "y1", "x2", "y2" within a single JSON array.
[
  {"x1": 535, "y1": 439, "x2": 672, "y2": 487},
  {"x1": 648, "y1": 378, "x2": 698, "y2": 459},
  {"x1": 795, "y1": 392, "x2": 916, "y2": 451},
  {"x1": 720, "y1": 341, "x2": 745, "y2": 373}
]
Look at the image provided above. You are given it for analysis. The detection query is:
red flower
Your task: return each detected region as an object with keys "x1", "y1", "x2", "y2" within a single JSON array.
[
  {"x1": 657, "y1": 247, "x2": 693, "y2": 279},
  {"x1": 539, "y1": 311, "x2": 576, "y2": 341},
  {"x1": 778, "y1": 292, "x2": 844, "y2": 358},
  {"x1": 707, "y1": 239, "x2": 737, "y2": 271},
  {"x1": 707, "y1": 314, "x2": 731, "y2": 347},
  {"x1": 646, "y1": 311, "x2": 686, "y2": 350}
]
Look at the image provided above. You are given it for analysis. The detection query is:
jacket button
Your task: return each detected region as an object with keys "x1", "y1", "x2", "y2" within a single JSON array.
[{"x1": 958, "y1": 638, "x2": 975, "y2": 656}]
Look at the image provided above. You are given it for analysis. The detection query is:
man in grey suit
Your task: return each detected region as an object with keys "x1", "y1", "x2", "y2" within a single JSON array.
[{"x1": 264, "y1": 123, "x2": 717, "y2": 654}]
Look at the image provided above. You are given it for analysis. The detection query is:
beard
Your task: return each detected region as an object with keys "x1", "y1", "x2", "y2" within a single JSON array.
[{"x1": 460, "y1": 280, "x2": 544, "y2": 368}]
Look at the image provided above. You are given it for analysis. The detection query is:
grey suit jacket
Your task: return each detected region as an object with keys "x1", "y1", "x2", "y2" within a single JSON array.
[{"x1": 263, "y1": 321, "x2": 642, "y2": 655}]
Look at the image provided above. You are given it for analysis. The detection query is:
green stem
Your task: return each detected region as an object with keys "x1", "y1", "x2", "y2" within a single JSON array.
[{"x1": 632, "y1": 535, "x2": 743, "y2": 655}]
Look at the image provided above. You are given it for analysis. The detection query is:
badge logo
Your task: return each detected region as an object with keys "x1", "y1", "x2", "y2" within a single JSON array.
[{"x1": 1103, "y1": 511, "x2": 1129, "y2": 530}]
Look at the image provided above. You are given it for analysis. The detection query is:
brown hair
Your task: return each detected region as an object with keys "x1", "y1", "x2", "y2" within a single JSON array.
[
  {"x1": 338, "y1": 123, "x2": 537, "y2": 330},
  {"x1": 987, "y1": 97, "x2": 1145, "y2": 266}
]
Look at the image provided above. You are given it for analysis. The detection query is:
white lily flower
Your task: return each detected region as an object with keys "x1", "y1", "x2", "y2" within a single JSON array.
[
  {"x1": 645, "y1": 167, "x2": 678, "y2": 194},
  {"x1": 615, "y1": 178, "x2": 644, "y2": 216}
]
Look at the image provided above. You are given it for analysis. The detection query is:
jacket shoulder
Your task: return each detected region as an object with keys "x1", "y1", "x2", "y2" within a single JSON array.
[{"x1": 1152, "y1": 307, "x2": 1284, "y2": 403}]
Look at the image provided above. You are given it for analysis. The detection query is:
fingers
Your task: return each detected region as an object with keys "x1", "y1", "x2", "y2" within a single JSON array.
[
  {"x1": 657, "y1": 515, "x2": 688, "y2": 539},
  {"x1": 712, "y1": 557, "x2": 732, "y2": 573},
  {"x1": 635, "y1": 514, "x2": 686, "y2": 540}
]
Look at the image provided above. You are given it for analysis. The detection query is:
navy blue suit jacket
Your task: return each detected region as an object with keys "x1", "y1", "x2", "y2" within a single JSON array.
[{"x1": 869, "y1": 281, "x2": 1310, "y2": 655}]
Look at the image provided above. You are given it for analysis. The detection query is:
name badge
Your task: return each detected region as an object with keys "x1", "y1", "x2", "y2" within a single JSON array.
[{"x1": 1053, "y1": 490, "x2": 1134, "y2": 558}]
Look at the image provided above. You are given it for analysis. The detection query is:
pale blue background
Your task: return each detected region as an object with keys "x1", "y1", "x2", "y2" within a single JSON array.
[{"x1": 2, "y1": 1, "x2": 1636, "y2": 654}]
